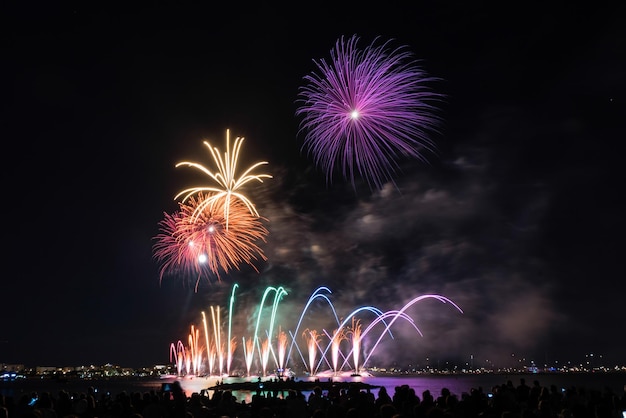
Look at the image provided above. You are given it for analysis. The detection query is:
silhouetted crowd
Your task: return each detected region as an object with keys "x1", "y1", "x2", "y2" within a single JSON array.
[{"x1": 1, "y1": 377, "x2": 625, "y2": 418}]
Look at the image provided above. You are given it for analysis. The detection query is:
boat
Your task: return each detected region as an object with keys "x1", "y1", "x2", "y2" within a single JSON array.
[{"x1": 206, "y1": 378, "x2": 380, "y2": 393}]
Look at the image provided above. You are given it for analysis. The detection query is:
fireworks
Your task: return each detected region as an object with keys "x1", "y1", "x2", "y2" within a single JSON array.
[
  {"x1": 152, "y1": 193, "x2": 269, "y2": 291},
  {"x1": 175, "y1": 129, "x2": 272, "y2": 229},
  {"x1": 153, "y1": 129, "x2": 271, "y2": 290},
  {"x1": 170, "y1": 285, "x2": 463, "y2": 377},
  {"x1": 296, "y1": 34, "x2": 443, "y2": 190},
  {"x1": 347, "y1": 318, "x2": 362, "y2": 372}
]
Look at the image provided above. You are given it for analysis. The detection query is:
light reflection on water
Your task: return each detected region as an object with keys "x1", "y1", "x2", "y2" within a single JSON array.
[
  {"x1": 2, "y1": 373, "x2": 624, "y2": 404},
  {"x1": 173, "y1": 373, "x2": 626, "y2": 404}
]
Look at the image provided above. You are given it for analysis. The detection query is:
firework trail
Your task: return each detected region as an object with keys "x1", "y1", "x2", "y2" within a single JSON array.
[
  {"x1": 347, "y1": 318, "x2": 362, "y2": 372},
  {"x1": 276, "y1": 327, "x2": 288, "y2": 372},
  {"x1": 243, "y1": 337, "x2": 254, "y2": 376},
  {"x1": 296, "y1": 34, "x2": 443, "y2": 190},
  {"x1": 175, "y1": 129, "x2": 272, "y2": 229},
  {"x1": 329, "y1": 327, "x2": 346, "y2": 373},
  {"x1": 152, "y1": 193, "x2": 269, "y2": 291},
  {"x1": 303, "y1": 328, "x2": 321, "y2": 374}
]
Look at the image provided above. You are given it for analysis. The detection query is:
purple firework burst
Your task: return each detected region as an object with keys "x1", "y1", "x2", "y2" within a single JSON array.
[{"x1": 296, "y1": 34, "x2": 444, "y2": 190}]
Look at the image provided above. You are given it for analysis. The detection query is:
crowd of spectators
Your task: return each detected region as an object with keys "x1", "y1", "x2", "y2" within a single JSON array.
[{"x1": 1, "y1": 377, "x2": 625, "y2": 418}]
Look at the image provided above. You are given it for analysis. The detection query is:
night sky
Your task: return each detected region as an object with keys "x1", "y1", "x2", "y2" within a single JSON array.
[{"x1": 3, "y1": 3, "x2": 625, "y2": 370}]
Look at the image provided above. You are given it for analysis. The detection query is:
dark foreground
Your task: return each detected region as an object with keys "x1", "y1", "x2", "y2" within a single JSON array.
[{"x1": 1, "y1": 374, "x2": 626, "y2": 418}]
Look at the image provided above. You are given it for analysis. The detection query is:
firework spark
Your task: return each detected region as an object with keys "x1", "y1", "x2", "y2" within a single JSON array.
[
  {"x1": 303, "y1": 328, "x2": 321, "y2": 374},
  {"x1": 347, "y1": 318, "x2": 362, "y2": 373},
  {"x1": 296, "y1": 34, "x2": 443, "y2": 190},
  {"x1": 175, "y1": 129, "x2": 272, "y2": 229},
  {"x1": 152, "y1": 193, "x2": 269, "y2": 291}
]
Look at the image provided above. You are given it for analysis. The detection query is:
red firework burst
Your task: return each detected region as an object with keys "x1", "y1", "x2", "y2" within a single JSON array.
[{"x1": 152, "y1": 193, "x2": 269, "y2": 291}]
